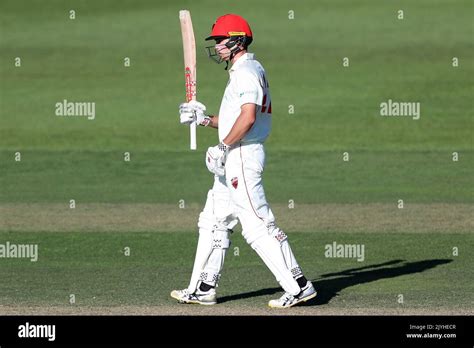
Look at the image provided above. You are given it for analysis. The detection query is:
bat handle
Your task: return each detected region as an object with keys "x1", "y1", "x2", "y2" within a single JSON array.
[{"x1": 190, "y1": 121, "x2": 197, "y2": 150}]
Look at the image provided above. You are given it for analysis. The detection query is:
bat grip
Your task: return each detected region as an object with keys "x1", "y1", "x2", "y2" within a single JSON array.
[{"x1": 190, "y1": 122, "x2": 197, "y2": 150}]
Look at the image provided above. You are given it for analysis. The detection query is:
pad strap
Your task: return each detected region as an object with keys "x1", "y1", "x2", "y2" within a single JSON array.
[
  {"x1": 200, "y1": 271, "x2": 221, "y2": 284},
  {"x1": 212, "y1": 228, "x2": 231, "y2": 249}
]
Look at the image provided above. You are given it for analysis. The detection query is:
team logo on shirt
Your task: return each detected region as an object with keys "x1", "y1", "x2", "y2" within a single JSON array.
[{"x1": 231, "y1": 177, "x2": 238, "y2": 189}]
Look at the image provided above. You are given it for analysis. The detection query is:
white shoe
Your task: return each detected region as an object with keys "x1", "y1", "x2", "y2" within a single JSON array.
[
  {"x1": 268, "y1": 281, "x2": 317, "y2": 308},
  {"x1": 170, "y1": 288, "x2": 217, "y2": 305}
]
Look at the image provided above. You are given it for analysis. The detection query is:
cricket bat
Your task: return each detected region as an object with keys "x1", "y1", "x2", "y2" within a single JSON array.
[{"x1": 179, "y1": 10, "x2": 197, "y2": 150}]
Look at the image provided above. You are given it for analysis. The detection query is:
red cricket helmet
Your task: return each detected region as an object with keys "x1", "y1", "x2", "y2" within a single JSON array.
[{"x1": 205, "y1": 14, "x2": 253, "y2": 41}]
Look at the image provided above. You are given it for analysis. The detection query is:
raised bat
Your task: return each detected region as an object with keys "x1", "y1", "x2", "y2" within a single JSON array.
[{"x1": 179, "y1": 10, "x2": 197, "y2": 150}]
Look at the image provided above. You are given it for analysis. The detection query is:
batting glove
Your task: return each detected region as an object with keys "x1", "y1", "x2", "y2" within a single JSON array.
[
  {"x1": 206, "y1": 142, "x2": 230, "y2": 177},
  {"x1": 179, "y1": 100, "x2": 211, "y2": 126}
]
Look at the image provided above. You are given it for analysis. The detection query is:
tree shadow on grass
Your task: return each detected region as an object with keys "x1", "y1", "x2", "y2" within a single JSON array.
[{"x1": 218, "y1": 259, "x2": 453, "y2": 305}]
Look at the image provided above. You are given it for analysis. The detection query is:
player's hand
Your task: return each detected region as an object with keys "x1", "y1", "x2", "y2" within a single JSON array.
[
  {"x1": 206, "y1": 142, "x2": 230, "y2": 176},
  {"x1": 179, "y1": 100, "x2": 211, "y2": 126}
]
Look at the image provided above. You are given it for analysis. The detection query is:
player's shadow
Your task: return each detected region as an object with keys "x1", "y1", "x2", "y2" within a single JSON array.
[{"x1": 217, "y1": 259, "x2": 453, "y2": 305}]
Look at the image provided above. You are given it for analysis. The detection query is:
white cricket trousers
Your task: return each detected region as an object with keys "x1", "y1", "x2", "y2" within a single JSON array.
[{"x1": 188, "y1": 142, "x2": 303, "y2": 295}]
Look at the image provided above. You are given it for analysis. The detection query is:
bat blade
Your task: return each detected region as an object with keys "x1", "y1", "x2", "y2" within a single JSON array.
[{"x1": 179, "y1": 10, "x2": 197, "y2": 150}]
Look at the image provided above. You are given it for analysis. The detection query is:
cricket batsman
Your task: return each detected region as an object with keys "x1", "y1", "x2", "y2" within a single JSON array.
[{"x1": 171, "y1": 14, "x2": 316, "y2": 308}]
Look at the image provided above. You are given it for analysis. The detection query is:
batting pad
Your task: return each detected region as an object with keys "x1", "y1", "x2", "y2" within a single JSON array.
[{"x1": 251, "y1": 234, "x2": 301, "y2": 295}]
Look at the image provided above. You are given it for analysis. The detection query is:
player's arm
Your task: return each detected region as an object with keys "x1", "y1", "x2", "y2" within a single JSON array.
[
  {"x1": 221, "y1": 71, "x2": 261, "y2": 145},
  {"x1": 204, "y1": 104, "x2": 255, "y2": 176},
  {"x1": 222, "y1": 103, "x2": 256, "y2": 146},
  {"x1": 206, "y1": 115, "x2": 219, "y2": 128}
]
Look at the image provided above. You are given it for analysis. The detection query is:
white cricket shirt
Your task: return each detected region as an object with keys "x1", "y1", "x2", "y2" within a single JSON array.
[{"x1": 218, "y1": 53, "x2": 272, "y2": 144}]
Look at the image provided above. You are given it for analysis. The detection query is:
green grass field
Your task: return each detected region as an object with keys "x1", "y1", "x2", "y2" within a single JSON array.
[
  {"x1": 0, "y1": 0, "x2": 472, "y2": 315},
  {"x1": 0, "y1": 231, "x2": 472, "y2": 315}
]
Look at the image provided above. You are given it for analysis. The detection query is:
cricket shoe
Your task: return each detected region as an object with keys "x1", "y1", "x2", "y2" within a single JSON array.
[
  {"x1": 170, "y1": 288, "x2": 217, "y2": 305},
  {"x1": 268, "y1": 281, "x2": 317, "y2": 308}
]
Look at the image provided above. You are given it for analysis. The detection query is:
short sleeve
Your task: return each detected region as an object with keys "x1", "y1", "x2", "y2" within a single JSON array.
[{"x1": 234, "y1": 70, "x2": 264, "y2": 107}]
